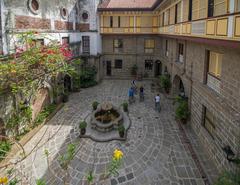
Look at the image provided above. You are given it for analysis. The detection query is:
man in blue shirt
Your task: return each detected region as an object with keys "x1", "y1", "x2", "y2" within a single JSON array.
[{"x1": 128, "y1": 87, "x2": 134, "y2": 104}]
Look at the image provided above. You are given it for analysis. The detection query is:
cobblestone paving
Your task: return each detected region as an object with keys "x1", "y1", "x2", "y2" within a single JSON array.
[{"x1": 4, "y1": 80, "x2": 218, "y2": 185}]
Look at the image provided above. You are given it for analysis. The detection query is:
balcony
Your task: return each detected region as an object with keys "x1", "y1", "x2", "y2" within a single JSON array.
[{"x1": 100, "y1": 14, "x2": 240, "y2": 42}]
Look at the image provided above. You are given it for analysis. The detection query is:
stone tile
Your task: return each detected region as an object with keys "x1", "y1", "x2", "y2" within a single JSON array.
[{"x1": 1, "y1": 80, "x2": 217, "y2": 185}]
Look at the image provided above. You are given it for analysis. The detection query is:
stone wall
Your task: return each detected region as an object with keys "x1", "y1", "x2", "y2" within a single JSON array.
[
  {"x1": 101, "y1": 34, "x2": 240, "y2": 171},
  {"x1": 157, "y1": 37, "x2": 240, "y2": 171},
  {"x1": 101, "y1": 35, "x2": 163, "y2": 78}
]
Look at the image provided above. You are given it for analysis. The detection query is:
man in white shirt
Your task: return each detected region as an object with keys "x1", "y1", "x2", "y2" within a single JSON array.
[{"x1": 155, "y1": 94, "x2": 161, "y2": 112}]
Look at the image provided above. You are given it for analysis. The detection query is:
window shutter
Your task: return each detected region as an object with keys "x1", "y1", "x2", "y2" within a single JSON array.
[
  {"x1": 152, "y1": 16, "x2": 158, "y2": 27},
  {"x1": 103, "y1": 16, "x2": 110, "y2": 27},
  {"x1": 182, "y1": 0, "x2": 189, "y2": 22},
  {"x1": 169, "y1": 6, "x2": 175, "y2": 24},
  {"x1": 136, "y1": 16, "x2": 141, "y2": 32},
  {"x1": 214, "y1": 0, "x2": 227, "y2": 16},
  {"x1": 199, "y1": 0, "x2": 207, "y2": 19},
  {"x1": 192, "y1": 0, "x2": 199, "y2": 20},
  {"x1": 177, "y1": 2, "x2": 182, "y2": 23}
]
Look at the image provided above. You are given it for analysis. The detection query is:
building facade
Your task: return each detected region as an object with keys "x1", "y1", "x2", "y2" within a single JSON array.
[
  {"x1": 0, "y1": 0, "x2": 239, "y2": 176},
  {"x1": 0, "y1": 0, "x2": 101, "y2": 134},
  {"x1": 98, "y1": 0, "x2": 240, "y2": 173}
]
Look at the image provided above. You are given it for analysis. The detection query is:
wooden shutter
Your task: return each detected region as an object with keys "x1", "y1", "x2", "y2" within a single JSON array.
[
  {"x1": 164, "y1": 9, "x2": 170, "y2": 25},
  {"x1": 152, "y1": 16, "x2": 158, "y2": 27},
  {"x1": 103, "y1": 16, "x2": 110, "y2": 27},
  {"x1": 182, "y1": 0, "x2": 189, "y2": 22},
  {"x1": 209, "y1": 52, "x2": 222, "y2": 77},
  {"x1": 237, "y1": 0, "x2": 240, "y2": 11},
  {"x1": 136, "y1": 16, "x2": 141, "y2": 32},
  {"x1": 129, "y1": 16, "x2": 134, "y2": 32},
  {"x1": 177, "y1": 2, "x2": 182, "y2": 23},
  {"x1": 199, "y1": 0, "x2": 207, "y2": 18},
  {"x1": 192, "y1": 0, "x2": 199, "y2": 20},
  {"x1": 214, "y1": 0, "x2": 227, "y2": 16},
  {"x1": 113, "y1": 16, "x2": 118, "y2": 27},
  {"x1": 169, "y1": 6, "x2": 175, "y2": 24}
]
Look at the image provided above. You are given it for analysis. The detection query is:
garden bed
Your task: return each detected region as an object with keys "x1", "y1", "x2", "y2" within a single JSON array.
[{"x1": 0, "y1": 103, "x2": 64, "y2": 167}]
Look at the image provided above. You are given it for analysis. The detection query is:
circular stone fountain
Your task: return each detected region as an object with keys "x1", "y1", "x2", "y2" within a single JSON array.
[
  {"x1": 91, "y1": 102, "x2": 123, "y2": 132},
  {"x1": 80, "y1": 102, "x2": 131, "y2": 142}
]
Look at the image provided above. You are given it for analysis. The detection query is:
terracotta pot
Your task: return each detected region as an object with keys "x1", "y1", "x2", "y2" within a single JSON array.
[
  {"x1": 181, "y1": 118, "x2": 187, "y2": 124},
  {"x1": 80, "y1": 128, "x2": 86, "y2": 135}
]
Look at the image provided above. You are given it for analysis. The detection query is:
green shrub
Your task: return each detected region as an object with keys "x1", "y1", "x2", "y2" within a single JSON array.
[
  {"x1": 79, "y1": 121, "x2": 87, "y2": 129},
  {"x1": 36, "y1": 179, "x2": 46, "y2": 185},
  {"x1": 0, "y1": 141, "x2": 11, "y2": 161},
  {"x1": 92, "y1": 101, "x2": 99, "y2": 110},
  {"x1": 175, "y1": 96, "x2": 190, "y2": 122},
  {"x1": 118, "y1": 125, "x2": 125, "y2": 133},
  {"x1": 122, "y1": 102, "x2": 128, "y2": 112},
  {"x1": 160, "y1": 75, "x2": 171, "y2": 93},
  {"x1": 34, "y1": 104, "x2": 57, "y2": 125},
  {"x1": 80, "y1": 66, "x2": 97, "y2": 88},
  {"x1": 131, "y1": 64, "x2": 138, "y2": 76},
  {"x1": 214, "y1": 171, "x2": 240, "y2": 185}
]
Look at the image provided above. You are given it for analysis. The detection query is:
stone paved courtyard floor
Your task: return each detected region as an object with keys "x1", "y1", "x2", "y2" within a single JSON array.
[{"x1": 1, "y1": 80, "x2": 218, "y2": 185}]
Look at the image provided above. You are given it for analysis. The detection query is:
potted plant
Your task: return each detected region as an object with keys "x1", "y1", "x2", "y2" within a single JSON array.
[
  {"x1": 79, "y1": 121, "x2": 87, "y2": 135},
  {"x1": 62, "y1": 92, "x2": 69, "y2": 103},
  {"x1": 122, "y1": 102, "x2": 128, "y2": 112},
  {"x1": 118, "y1": 125, "x2": 125, "y2": 138},
  {"x1": 175, "y1": 96, "x2": 190, "y2": 124},
  {"x1": 160, "y1": 75, "x2": 171, "y2": 94},
  {"x1": 92, "y1": 101, "x2": 99, "y2": 111},
  {"x1": 131, "y1": 64, "x2": 138, "y2": 77}
]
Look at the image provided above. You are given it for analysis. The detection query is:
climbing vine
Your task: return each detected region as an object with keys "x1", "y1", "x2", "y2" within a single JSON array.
[{"x1": 0, "y1": 31, "x2": 75, "y2": 137}]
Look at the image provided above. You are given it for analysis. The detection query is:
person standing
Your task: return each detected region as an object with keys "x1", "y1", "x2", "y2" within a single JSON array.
[
  {"x1": 139, "y1": 86, "x2": 144, "y2": 101},
  {"x1": 128, "y1": 87, "x2": 134, "y2": 104},
  {"x1": 155, "y1": 94, "x2": 161, "y2": 112}
]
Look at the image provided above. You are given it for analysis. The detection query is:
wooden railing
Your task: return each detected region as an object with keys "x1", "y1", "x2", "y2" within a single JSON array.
[{"x1": 100, "y1": 13, "x2": 240, "y2": 41}]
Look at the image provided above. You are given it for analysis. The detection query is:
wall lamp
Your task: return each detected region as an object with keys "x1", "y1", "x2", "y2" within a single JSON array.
[{"x1": 222, "y1": 145, "x2": 240, "y2": 164}]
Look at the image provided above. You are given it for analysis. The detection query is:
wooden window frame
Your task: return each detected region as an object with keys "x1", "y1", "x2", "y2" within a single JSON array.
[
  {"x1": 145, "y1": 60, "x2": 153, "y2": 70},
  {"x1": 165, "y1": 40, "x2": 169, "y2": 57},
  {"x1": 236, "y1": 0, "x2": 240, "y2": 12},
  {"x1": 177, "y1": 43, "x2": 184, "y2": 63},
  {"x1": 207, "y1": 51, "x2": 222, "y2": 79},
  {"x1": 110, "y1": 16, "x2": 113, "y2": 28},
  {"x1": 203, "y1": 107, "x2": 216, "y2": 139},
  {"x1": 113, "y1": 39, "x2": 123, "y2": 53},
  {"x1": 115, "y1": 59, "x2": 123, "y2": 69},
  {"x1": 62, "y1": 37, "x2": 69, "y2": 45},
  {"x1": 118, "y1": 16, "x2": 121, "y2": 28},
  {"x1": 144, "y1": 39, "x2": 155, "y2": 54},
  {"x1": 82, "y1": 36, "x2": 90, "y2": 54}
]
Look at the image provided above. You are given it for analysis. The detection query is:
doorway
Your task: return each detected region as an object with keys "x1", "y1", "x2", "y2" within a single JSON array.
[
  {"x1": 106, "y1": 61, "x2": 111, "y2": 76},
  {"x1": 64, "y1": 74, "x2": 72, "y2": 92},
  {"x1": 155, "y1": 60, "x2": 162, "y2": 77}
]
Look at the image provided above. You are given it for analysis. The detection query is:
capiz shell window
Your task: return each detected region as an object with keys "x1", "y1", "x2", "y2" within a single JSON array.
[
  {"x1": 208, "y1": 51, "x2": 222, "y2": 78},
  {"x1": 144, "y1": 39, "x2": 155, "y2": 53}
]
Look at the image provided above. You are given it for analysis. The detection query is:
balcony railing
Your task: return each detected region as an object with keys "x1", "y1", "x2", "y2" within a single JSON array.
[
  {"x1": 207, "y1": 73, "x2": 221, "y2": 94},
  {"x1": 100, "y1": 14, "x2": 240, "y2": 41}
]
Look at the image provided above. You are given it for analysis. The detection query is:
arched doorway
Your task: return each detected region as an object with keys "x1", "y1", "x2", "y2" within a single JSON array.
[
  {"x1": 173, "y1": 75, "x2": 185, "y2": 97},
  {"x1": 0, "y1": 118, "x2": 6, "y2": 141},
  {"x1": 64, "y1": 74, "x2": 72, "y2": 92},
  {"x1": 155, "y1": 60, "x2": 162, "y2": 77}
]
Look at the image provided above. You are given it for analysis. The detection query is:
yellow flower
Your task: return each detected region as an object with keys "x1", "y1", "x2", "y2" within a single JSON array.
[
  {"x1": 11, "y1": 69, "x2": 16, "y2": 73},
  {"x1": 2, "y1": 176, "x2": 8, "y2": 184},
  {"x1": 0, "y1": 177, "x2": 8, "y2": 184},
  {"x1": 113, "y1": 149, "x2": 123, "y2": 160}
]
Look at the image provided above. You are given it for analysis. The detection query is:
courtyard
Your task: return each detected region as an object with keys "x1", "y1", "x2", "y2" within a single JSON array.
[{"x1": 1, "y1": 80, "x2": 218, "y2": 185}]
